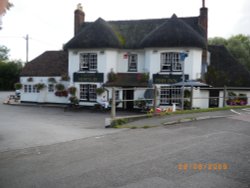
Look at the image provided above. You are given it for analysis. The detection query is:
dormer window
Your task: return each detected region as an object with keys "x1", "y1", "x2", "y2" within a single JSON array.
[
  {"x1": 161, "y1": 52, "x2": 182, "y2": 72},
  {"x1": 128, "y1": 54, "x2": 138, "y2": 72},
  {"x1": 80, "y1": 53, "x2": 97, "y2": 71}
]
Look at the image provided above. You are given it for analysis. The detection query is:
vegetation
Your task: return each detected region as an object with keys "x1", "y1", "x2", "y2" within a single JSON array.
[
  {"x1": 209, "y1": 34, "x2": 250, "y2": 71},
  {"x1": 107, "y1": 70, "x2": 117, "y2": 82},
  {"x1": 55, "y1": 83, "x2": 65, "y2": 91},
  {"x1": 68, "y1": 86, "x2": 77, "y2": 96},
  {"x1": 61, "y1": 74, "x2": 70, "y2": 81},
  {"x1": 0, "y1": 45, "x2": 23, "y2": 91},
  {"x1": 14, "y1": 83, "x2": 22, "y2": 90},
  {"x1": 48, "y1": 77, "x2": 57, "y2": 83},
  {"x1": 96, "y1": 87, "x2": 105, "y2": 95},
  {"x1": 34, "y1": 83, "x2": 46, "y2": 91}
]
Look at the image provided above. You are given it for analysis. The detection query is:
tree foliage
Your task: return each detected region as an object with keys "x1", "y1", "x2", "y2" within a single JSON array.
[
  {"x1": 0, "y1": 45, "x2": 23, "y2": 91},
  {"x1": 209, "y1": 34, "x2": 250, "y2": 71}
]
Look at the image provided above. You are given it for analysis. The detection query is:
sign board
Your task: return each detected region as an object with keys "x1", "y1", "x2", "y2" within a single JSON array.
[
  {"x1": 153, "y1": 74, "x2": 189, "y2": 84},
  {"x1": 73, "y1": 73, "x2": 104, "y2": 83}
]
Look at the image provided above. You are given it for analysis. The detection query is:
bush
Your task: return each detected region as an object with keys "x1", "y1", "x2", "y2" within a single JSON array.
[{"x1": 14, "y1": 83, "x2": 22, "y2": 90}]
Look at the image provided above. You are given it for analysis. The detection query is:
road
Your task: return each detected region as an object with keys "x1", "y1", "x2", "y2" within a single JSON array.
[
  {"x1": 0, "y1": 102, "x2": 249, "y2": 187},
  {"x1": 0, "y1": 92, "x2": 136, "y2": 152}
]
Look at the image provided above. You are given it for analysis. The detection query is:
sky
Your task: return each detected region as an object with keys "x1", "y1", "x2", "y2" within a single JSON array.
[{"x1": 0, "y1": 0, "x2": 250, "y2": 62}]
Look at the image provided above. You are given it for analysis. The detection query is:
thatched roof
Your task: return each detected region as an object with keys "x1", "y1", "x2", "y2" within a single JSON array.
[
  {"x1": 64, "y1": 15, "x2": 206, "y2": 49},
  {"x1": 20, "y1": 51, "x2": 68, "y2": 77},
  {"x1": 206, "y1": 45, "x2": 250, "y2": 87},
  {"x1": 140, "y1": 14, "x2": 206, "y2": 48},
  {"x1": 65, "y1": 18, "x2": 121, "y2": 49}
]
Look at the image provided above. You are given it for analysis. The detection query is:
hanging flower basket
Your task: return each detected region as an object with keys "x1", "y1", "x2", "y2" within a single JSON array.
[
  {"x1": 68, "y1": 86, "x2": 77, "y2": 96},
  {"x1": 48, "y1": 77, "x2": 57, "y2": 83},
  {"x1": 35, "y1": 83, "x2": 46, "y2": 90},
  {"x1": 55, "y1": 83, "x2": 65, "y2": 91}
]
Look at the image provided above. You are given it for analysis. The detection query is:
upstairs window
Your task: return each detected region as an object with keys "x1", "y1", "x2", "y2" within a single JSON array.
[
  {"x1": 128, "y1": 54, "x2": 138, "y2": 72},
  {"x1": 80, "y1": 53, "x2": 97, "y2": 71},
  {"x1": 161, "y1": 52, "x2": 182, "y2": 72}
]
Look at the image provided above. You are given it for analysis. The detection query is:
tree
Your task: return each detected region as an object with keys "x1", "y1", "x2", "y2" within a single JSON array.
[
  {"x1": 0, "y1": 45, "x2": 23, "y2": 91},
  {"x1": 209, "y1": 34, "x2": 250, "y2": 71},
  {"x1": 0, "y1": 0, "x2": 13, "y2": 29}
]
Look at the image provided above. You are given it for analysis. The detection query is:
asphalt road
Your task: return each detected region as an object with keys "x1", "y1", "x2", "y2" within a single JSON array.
[
  {"x1": 0, "y1": 92, "x2": 136, "y2": 152},
  {"x1": 0, "y1": 106, "x2": 249, "y2": 187}
]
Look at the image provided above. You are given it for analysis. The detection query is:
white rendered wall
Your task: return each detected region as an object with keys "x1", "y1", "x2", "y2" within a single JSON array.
[
  {"x1": 192, "y1": 89, "x2": 209, "y2": 109},
  {"x1": 20, "y1": 76, "x2": 69, "y2": 104}
]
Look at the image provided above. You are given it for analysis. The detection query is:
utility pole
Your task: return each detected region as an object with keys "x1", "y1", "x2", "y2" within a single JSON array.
[{"x1": 24, "y1": 34, "x2": 29, "y2": 63}]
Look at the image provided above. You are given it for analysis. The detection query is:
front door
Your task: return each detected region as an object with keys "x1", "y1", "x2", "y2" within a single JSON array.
[
  {"x1": 209, "y1": 90, "x2": 219, "y2": 108},
  {"x1": 123, "y1": 89, "x2": 134, "y2": 110}
]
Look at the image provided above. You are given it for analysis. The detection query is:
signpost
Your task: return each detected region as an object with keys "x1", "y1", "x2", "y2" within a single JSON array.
[{"x1": 180, "y1": 52, "x2": 188, "y2": 110}]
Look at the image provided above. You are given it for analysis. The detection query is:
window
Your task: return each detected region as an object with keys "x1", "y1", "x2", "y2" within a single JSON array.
[
  {"x1": 160, "y1": 86, "x2": 181, "y2": 105},
  {"x1": 48, "y1": 84, "x2": 54, "y2": 92},
  {"x1": 128, "y1": 54, "x2": 138, "y2": 72},
  {"x1": 80, "y1": 53, "x2": 97, "y2": 71},
  {"x1": 161, "y1": 52, "x2": 182, "y2": 72},
  {"x1": 80, "y1": 84, "x2": 97, "y2": 102},
  {"x1": 115, "y1": 90, "x2": 120, "y2": 100},
  {"x1": 24, "y1": 85, "x2": 39, "y2": 93}
]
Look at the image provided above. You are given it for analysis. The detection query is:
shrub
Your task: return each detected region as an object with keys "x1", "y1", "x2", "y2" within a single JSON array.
[{"x1": 14, "y1": 83, "x2": 22, "y2": 90}]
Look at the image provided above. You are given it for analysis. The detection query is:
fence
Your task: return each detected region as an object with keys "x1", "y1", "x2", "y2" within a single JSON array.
[{"x1": 110, "y1": 86, "x2": 250, "y2": 119}]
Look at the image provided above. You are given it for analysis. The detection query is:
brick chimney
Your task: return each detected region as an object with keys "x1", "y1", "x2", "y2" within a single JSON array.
[
  {"x1": 199, "y1": 0, "x2": 208, "y2": 41},
  {"x1": 74, "y1": 3, "x2": 85, "y2": 36}
]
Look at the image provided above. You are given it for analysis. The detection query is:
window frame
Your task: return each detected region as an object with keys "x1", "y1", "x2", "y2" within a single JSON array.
[
  {"x1": 160, "y1": 86, "x2": 181, "y2": 105},
  {"x1": 128, "y1": 54, "x2": 138, "y2": 72},
  {"x1": 79, "y1": 53, "x2": 98, "y2": 71},
  {"x1": 161, "y1": 52, "x2": 182, "y2": 72},
  {"x1": 79, "y1": 84, "x2": 97, "y2": 102}
]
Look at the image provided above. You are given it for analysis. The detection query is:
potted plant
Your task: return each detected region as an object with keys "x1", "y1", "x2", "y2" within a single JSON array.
[
  {"x1": 61, "y1": 74, "x2": 70, "y2": 81},
  {"x1": 96, "y1": 87, "x2": 105, "y2": 96},
  {"x1": 107, "y1": 71, "x2": 117, "y2": 82}
]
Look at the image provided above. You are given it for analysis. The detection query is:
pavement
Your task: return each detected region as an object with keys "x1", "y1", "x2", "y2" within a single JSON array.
[{"x1": 124, "y1": 110, "x2": 239, "y2": 128}]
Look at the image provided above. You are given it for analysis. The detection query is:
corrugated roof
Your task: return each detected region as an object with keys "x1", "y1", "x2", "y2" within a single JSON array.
[{"x1": 20, "y1": 51, "x2": 68, "y2": 77}]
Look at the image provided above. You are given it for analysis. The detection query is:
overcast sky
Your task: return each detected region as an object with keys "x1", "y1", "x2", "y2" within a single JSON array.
[{"x1": 0, "y1": 0, "x2": 249, "y2": 62}]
